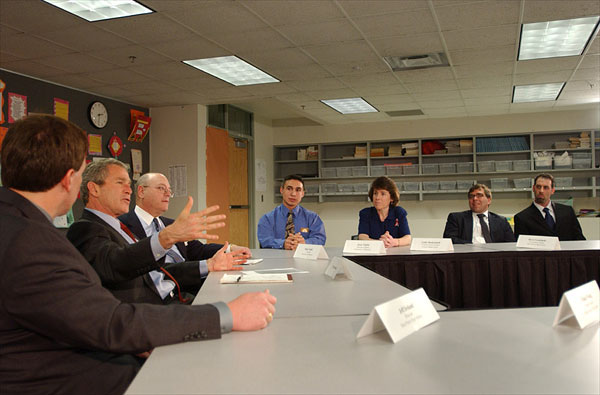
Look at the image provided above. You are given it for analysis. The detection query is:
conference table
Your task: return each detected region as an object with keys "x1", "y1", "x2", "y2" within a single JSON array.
[
  {"x1": 125, "y1": 248, "x2": 599, "y2": 395},
  {"x1": 345, "y1": 240, "x2": 600, "y2": 309}
]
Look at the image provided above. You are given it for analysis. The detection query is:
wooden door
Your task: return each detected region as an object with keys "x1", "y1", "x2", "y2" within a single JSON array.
[{"x1": 228, "y1": 137, "x2": 249, "y2": 246}]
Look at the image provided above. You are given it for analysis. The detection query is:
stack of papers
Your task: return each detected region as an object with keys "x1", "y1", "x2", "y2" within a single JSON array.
[{"x1": 220, "y1": 271, "x2": 293, "y2": 284}]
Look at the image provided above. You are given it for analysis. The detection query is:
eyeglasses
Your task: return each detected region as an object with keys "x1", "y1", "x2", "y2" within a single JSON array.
[{"x1": 144, "y1": 185, "x2": 174, "y2": 198}]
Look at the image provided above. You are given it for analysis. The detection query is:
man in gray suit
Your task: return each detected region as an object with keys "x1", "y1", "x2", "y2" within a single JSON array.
[{"x1": 0, "y1": 115, "x2": 276, "y2": 394}]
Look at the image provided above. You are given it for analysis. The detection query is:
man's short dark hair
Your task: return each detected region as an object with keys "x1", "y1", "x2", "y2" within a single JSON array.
[
  {"x1": 368, "y1": 176, "x2": 400, "y2": 207},
  {"x1": 468, "y1": 183, "x2": 492, "y2": 199},
  {"x1": 282, "y1": 174, "x2": 304, "y2": 190},
  {"x1": 80, "y1": 158, "x2": 128, "y2": 205},
  {"x1": 534, "y1": 173, "x2": 554, "y2": 188},
  {"x1": 1, "y1": 115, "x2": 87, "y2": 192}
]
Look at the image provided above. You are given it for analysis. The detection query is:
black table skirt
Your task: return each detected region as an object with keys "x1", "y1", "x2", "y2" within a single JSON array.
[{"x1": 347, "y1": 250, "x2": 600, "y2": 309}]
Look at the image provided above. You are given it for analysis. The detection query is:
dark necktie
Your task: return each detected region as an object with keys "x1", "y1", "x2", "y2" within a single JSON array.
[
  {"x1": 285, "y1": 211, "x2": 294, "y2": 238},
  {"x1": 543, "y1": 207, "x2": 555, "y2": 230},
  {"x1": 150, "y1": 218, "x2": 188, "y2": 303},
  {"x1": 477, "y1": 213, "x2": 492, "y2": 243}
]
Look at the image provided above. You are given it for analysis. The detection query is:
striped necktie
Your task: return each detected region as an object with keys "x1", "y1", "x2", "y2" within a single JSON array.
[
  {"x1": 285, "y1": 211, "x2": 294, "y2": 238},
  {"x1": 150, "y1": 218, "x2": 188, "y2": 303}
]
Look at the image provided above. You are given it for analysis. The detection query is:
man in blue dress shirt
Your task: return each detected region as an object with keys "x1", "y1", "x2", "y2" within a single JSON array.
[{"x1": 257, "y1": 175, "x2": 326, "y2": 249}]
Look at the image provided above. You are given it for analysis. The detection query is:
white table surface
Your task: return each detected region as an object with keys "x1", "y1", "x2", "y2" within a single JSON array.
[{"x1": 126, "y1": 307, "x2": 599, "y2": 395}]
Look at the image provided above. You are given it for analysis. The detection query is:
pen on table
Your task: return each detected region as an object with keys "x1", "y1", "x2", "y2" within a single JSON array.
[{"x1": 236, "y1": 274, "x2": 243, "y2": 283}]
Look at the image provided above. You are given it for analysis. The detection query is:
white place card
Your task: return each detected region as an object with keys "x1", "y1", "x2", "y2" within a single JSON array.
[
  {"x1": 343, "y1": 240, "x2": 386, "y2": 255},
  {"x1": 553, "y1": 280, "x2": 599, "y2": 329},
  {"x1": 357, "y1": 288, "x2": 440, "y2": 343},
  {"x1": 410, "y1": 238, "x2": 454, "y2": 252},
  {"x1": 516, "y1": 235, "x2": 561, "y2": 250},
  {"x1": 324, "y1": 256, "x2": 353, "y2": 281},
  {"x1": 293, "y1": 243, "x2": 329, "y2": 260}
]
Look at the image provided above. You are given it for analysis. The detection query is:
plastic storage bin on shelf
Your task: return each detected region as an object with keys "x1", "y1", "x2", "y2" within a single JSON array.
[
  {"x1": 403, "y1": 182, "x2": 420, "y2": 191},
  {"x1": 456, "y1": 162, "x2": 473, "y2": 173},
  {"x1": 351, "y1": 166, "x2": 368, "y2": 177},
  {"x1": 478, "y1": 161, "x2": 495, "y2": 172},
  {"x1": 512, "y1": 160, "x2": 531, "y2": 171},
  {"x1": 490, "y1": 178, "x2": 509, "y2": 189},
  {"x1": 495, "y1": 161, "x2": 512, "y2": 172},
  {"x1": 385, "y1": 165, "x2": 403, "y2": 176},
  {"x1": 402, "y1": 164, "x2": 419, "y2": 175},
  {"x1": 305, "y1": 184, "x2": 319, "y2": 194},
  {"x1": 456, "y1": 180, "x2": 475, "y2": 190},
  {"x1": 573, "y1": 158, "x2": 591, "y2": 169},
  {"x1": 440, "y1": 180, "x2": 457, "y2": 190},
  {"x1": 354, "y1": 183, "x2": 370, "y2": 192},
  {"x1": 338, "y1": 184, "x2": 354, "y2": 192},
  {"x1": 422, "y1": 164, "x2": 439, "y2": 174},
  {"x1": 370, "y1": 166, "x2": 386, "y2": 176},
  {"x1": 553, "y1": 154, "x2": 572, "y2": 169},
  {"x1": 513, "y1": 178, "x2": 531, "y2": 188},
  {"x1": 336, "y1": 167, "x2": 352, "y2": 177},
  {"x1": 422, "y1": 181, "x2": 439, "y2": 191},
  {"x1": 439, "y1": 163, "x2": 457, "y2": 174},
  {"x1": 322, "y1": 183, "x2": 337, "y2": 193},
  {"x1": 554, "y1": 177, "x2": 573, "y2": 188},
  {"x1": 321, "y1": 167, "x2": 337, "y2": 178},
  {"x1": 572, "y1": 152, "x2": 592, "y2": 159},
  {"x1": 534, "y1": 157, "x2": 552, "y2": 170}
]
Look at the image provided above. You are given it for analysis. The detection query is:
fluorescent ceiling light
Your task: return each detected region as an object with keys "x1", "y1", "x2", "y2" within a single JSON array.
[
  {"x1": 519, "y1": 16, "x2": 600, "y2": 60},
  {"x1": 43, "y1": 0, "x2": 153, "y2": 22},
  {"x1": 183, "y1": 56, "x2": 279, "y2": 86},
  {"x1": 321, "y1": 98, "x2": 378, "y2": 114},
  {"x1": 512, "y1": 83, "x2": 565, "y2": 103}
]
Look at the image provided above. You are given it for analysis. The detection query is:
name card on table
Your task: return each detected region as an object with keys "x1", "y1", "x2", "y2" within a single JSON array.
[
  {"x1": 343, "y1": 240, "x2": 386, "y2": 255},
  {"x1": 324, "y1": 256, "x2": 353, "y2": 281},
  {"x1": 357, "y1": 288, "x2": 440, "y2": 343},
  {"x1": 553, "y1": 280, "x2": 599, "y2": 329},
  {"x1": 293, "y1": 243, "x2": 329, "y2": 260},
  {"x1": 410, "y1": 238, "x2": 454, "y2": 252},
  {"x1": 516, "y1": 235, "x2": 561, "y2": 250}
]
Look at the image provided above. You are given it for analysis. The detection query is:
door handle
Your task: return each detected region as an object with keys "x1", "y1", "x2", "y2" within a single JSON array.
[{"x1": 229, "y1": 205, "x2": 249, "y2": 209}]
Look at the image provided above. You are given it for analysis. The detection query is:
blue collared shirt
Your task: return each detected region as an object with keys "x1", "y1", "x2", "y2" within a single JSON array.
[
  {"x1": 358, "y1": 206, "x2": 410, "y2": 239},
  {"x1": 257, "y1": 204, "x2": 326, "y2": 249}
]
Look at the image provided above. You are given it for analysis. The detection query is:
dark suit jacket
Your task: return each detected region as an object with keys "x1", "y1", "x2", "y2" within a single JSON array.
[
  {"x1": 443, "y1": 210, "x2": 515, "y2": 244},
  {"x1": 0, "y1": 187, "x2": 220, "y2": 394},
  {"x1": 119, "y1": 210, "x2": 222, "y2": 262},
  {"x1": 514, "y1": 203, "x2": 585, "y2": 241},
  {"x1": 67, "y1": 210, "x2": 203, "y2": 304}
]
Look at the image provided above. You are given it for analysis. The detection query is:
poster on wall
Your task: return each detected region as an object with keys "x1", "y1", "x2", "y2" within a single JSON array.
[
  {"x1": 53, "y1": 98, "x2": 69, "y2": 120},
  {"x1": 130, "y1": 149, "x2": 143, "y2": 180},
  {"x1": 0, "y1": 79, "x2": 5, "y2": 124},
  {"x1": 7, "y1": 93, "x2": 27, "y2": 123},
  {"x1": 168, "y1": 164, "x2": 187, "y2": 197},
  {"x1": 128, "y1": 114, "x2": 151, "y2": 142},
  {"x1": 0, "y1": 126, "x2": 8, "y2": 149},
  {"x1": 88, "y1": 134, "x2": 103, "y2": 156}
]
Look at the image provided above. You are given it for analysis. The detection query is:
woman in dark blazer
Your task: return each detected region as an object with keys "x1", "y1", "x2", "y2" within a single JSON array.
[{"x1": 358, "y1": 176, "x2": 411, "y2": 247}]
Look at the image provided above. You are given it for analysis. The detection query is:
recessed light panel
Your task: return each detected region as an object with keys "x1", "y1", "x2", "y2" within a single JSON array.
[
  {"x1": 519, "y1": 16, "x2": 600, "y2": 60},
  {"x1": 43, "y1": 0, "x2": 153, "y2": 22},
  {"x1": 321, "y1": 98, "x2": 378, "y2": 114},
  {"x1": 512, "y1": 83, "x2": 565, "y2": 103},
  {"x1": 183, "y1": 56, "x2": 279, "y2": 86}
]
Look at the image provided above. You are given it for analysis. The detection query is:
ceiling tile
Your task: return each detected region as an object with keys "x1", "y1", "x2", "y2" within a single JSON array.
[
  {"x1": 522, "y1": 0, "x2": 600, "y2": 23},
  {"x1": 411, "y1": 90, "x2": 463, "y2": 101},
  {"x1": 0, "y1": 59, "x2": 68, "y2": 78},
  {"x1": 466, "y1": 104, "x2": 510, "y2": 115},
  {"x1": 238, "y1": 82, "x2": 297, "y2": 96},
  {"x1": 578, "y1": 54, "x2": 600, "y2": 69},
  {"x1": 36, "y1": 53, "x2": 116, "y2": 73},
  {"x1": 395, "y1": 67, "x2": 455, "y2": 83},
  {"x1": 353, "y1": 84, "x2": 408, "y2": 96},
  {"x1": 131, "y1": 61, "x2": 205, "y2": 79},
  {"x1": 375, "y1": 102, "x2": 421, "y2": 111},
  {"x1": 321, "y1": 60, "x2": 389, "y2": 76},
  {"x1": 0, "y1": 52, "x2": 22, "y2": 63},
  {"x1": 453, "y1": 62, "x2": 513, "y2": 79},
  {"x1": 513, "y1": 70, "x2": 573, "y2": 84},
  {"x1": 241, "y1": 48, "x2": 315, "y2": 69},
  {"x1": 0, "y1": 0, "x2": 86, "y2": 33},
  {"x1": 371, "y1": 33, "x2": 444, "y2": 57},
  {"x1": 304, "y1": 88, "x2": 358, "y2": 100},
  {"x1": 240, "y1": 0, "x2": 344, "y2": 27},
  {"x1": 275, "y1": 93, "x2": 315, "y2": 103},
  {"x1": 69, "y1": 68, "x2": 150, "y2": 85},
  {"x1": 461, "y1": 87, "x2": 510, "y2": 98},
  {"x1": 86, "y1": 45, "x2": 171, "y2": 67},
  {"x1": 435, "y1": 1, "x2": 520, "y2": 31},
  {"x1": 0, "y1": 33, "x2": 73, "y2": 59},
  {"x1": 515, "y1": 57, "x2": 581, "y2": 74},
  {"x1": 450, "y1": 45, "x2": 516, "y2": 65},
  {"x1": 563, "y1": 80, "x2": 599, "y2": 91},
  {"x1": 510, "y1": 101, "x2": 556, "y2": 112},
  {"x1": 457, "y1": 76, "x2": 512, "y2": 89},
  {"x1": 167, "y1": 76, "x2": 231, "y2": 91},
  {"x1": 405, "y1": 79, "x2": 459, "y2": 93},
  {"x1": 286, "y1": 77, "x2": 346, "y2": 91},
  {"x1": 42, "y1": 25, "x2": 133, "y2": 52},
  {"x1": 276, "y1": 20, "x2": 361, "y2": 47},
  {"x1": 339, "y1": 0, "x2": 429, "y2": 17},
  {"x1": 444, "y1": 25, "x2": 518, "y2": 51},
  {"x1": 338, "y1": 72, "x2": 398, "y2": 88},
  {"x1": 43, "y1": 73, "x2": 107, "y2": 90},
  {"x1": 269, "y1": 64, "x2": 332, "y2": 81},
  {"x1": 302, "y1": 40, "x2": 380, "y2": 64},
  {"x1": 148, "y1": 37, "x2": 228, "y2": 61},
  {"x1": 97, "y1": 13, "x2": 197, "y2": 44},
  {"x1": 365, "y1": 94, "x2": 416, "y2": 105},
  {"x1": 463, "y1": 95, "x2": 511, "y2": 106},
  {"x1": 418, "y1": 99, "x2": 464, "y2": 109},
  {"x1": 353, "y1": 9, "x2": 438, "y2": 38},
  {"x1": 425, "y1": 107, "x2": 468, "y2": 117},
  {"x1": 571, "y1": 67, "x2": 600, "y2": 81}
]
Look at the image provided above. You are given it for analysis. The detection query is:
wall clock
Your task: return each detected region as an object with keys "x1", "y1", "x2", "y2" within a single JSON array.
[{"x1": 89, "y1": 101, "x2": 108, "y2": 129}]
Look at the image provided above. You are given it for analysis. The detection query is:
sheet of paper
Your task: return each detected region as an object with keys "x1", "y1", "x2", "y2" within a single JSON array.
[
  {"x1": 553, "y1": 280, "x2": 599, "y2": 329},
  {"x1": 516, "y1": 235, "x2": 560, "y2": 250},
  {"x1": 343, "y1": 240, "x2": 386, "y2": 255},
  {"x1": 220, "y1": 272, "x2": 293, "y2": 284},
  {"x1": 254, "y1": 268, "x2": 309, "y2": 274},
  {"x1": 410, "y1": 238, "x2": 454, "y2": 252},
  {"x1": 293, "y1": 244, "x2": 329, "y2": 260},
  {"x1": 240, "y1": 258, "x2": 263, "y2": 265}
]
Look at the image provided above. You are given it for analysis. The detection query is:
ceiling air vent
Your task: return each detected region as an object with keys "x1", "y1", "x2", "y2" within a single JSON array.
[
  {"x1": 384, "y1": 53, "x2": 449, "y2": 71},
  {"x1": 386, "y1": 110, "x2": 424, "y2": 117}
]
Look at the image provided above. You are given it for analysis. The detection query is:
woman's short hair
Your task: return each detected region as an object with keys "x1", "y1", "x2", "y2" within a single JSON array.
[{"x1": 368, "y1": 176, "x2": 400, "y2": 207}]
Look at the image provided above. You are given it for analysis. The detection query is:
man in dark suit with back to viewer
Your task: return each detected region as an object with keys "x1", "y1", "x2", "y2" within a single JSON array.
[
  {"x1": 0, "y1": 115, "x2": 276, "y2": 395},
  {"x1": 443, "y1": 183, "x2": 515, "y2": 244},
  {"x1": 514, "y1": 173, "x2": 585, "y2": 241}
]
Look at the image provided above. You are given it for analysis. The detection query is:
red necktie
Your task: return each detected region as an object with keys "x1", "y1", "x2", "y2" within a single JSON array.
[{"x1": 119, "y1": 221, "x2": 188, "y2": 304}]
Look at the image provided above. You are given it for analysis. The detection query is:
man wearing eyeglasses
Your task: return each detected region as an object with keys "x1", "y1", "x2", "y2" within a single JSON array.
[
  {"x1": 443, "y1": 183, "x2": 515, "y2": 244},
  {"x1": 67, "y1": 159, "x2": 244, "y2": 305},
  {"x1": 118, "y1": 172, "x2": 252, "y2": 294}
]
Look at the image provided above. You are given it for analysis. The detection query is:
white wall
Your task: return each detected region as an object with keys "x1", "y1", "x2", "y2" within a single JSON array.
[{"x1": 252, "y1": 116, "x2": 275, "y2": 247}]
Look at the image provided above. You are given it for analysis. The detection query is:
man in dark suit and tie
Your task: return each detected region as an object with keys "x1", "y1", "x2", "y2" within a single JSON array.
[
  {"x1": 443, "y1": 184, "x2": 515, "y2": 244},
  {"x1": 514, "y1": 173, "x2": 585, "y2": 241},
  {"x1": 0, "y1": 115, "x2": 276, "y2": 394},
  {"x1": 67, "y1": 158, "x2": 245, "y2": 304},
  {"x1": 118, "y1": 172, "x2": 251, "y2": 284}
]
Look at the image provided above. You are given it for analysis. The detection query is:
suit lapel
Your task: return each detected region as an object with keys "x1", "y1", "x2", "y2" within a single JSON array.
[{"x1": 463, "y1": 212, "x2": 474, "y2": 242}]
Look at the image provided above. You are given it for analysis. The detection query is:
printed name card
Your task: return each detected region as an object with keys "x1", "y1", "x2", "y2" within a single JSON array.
[
  {"x1": 357, "y1": 288, "x2": 440, "y2": 343},
  {"x1": 293, "y1": 243, "x2": 329, "y2": 260},
  {"x1": 343, "y1": 240, "x2": 386, "y2": 255},
  {"x1": 410, "y1": 238, "x2": 454, "y2": 252},
  {"x1": 516, "y1": 235, "x2": 561, "y2": 250},
  {"x1": 324, "y1": 256, "x2": 353, "y2": 281},
  {"x1": 553, "y1": 280, "x2": 599, "y2": 329}
]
